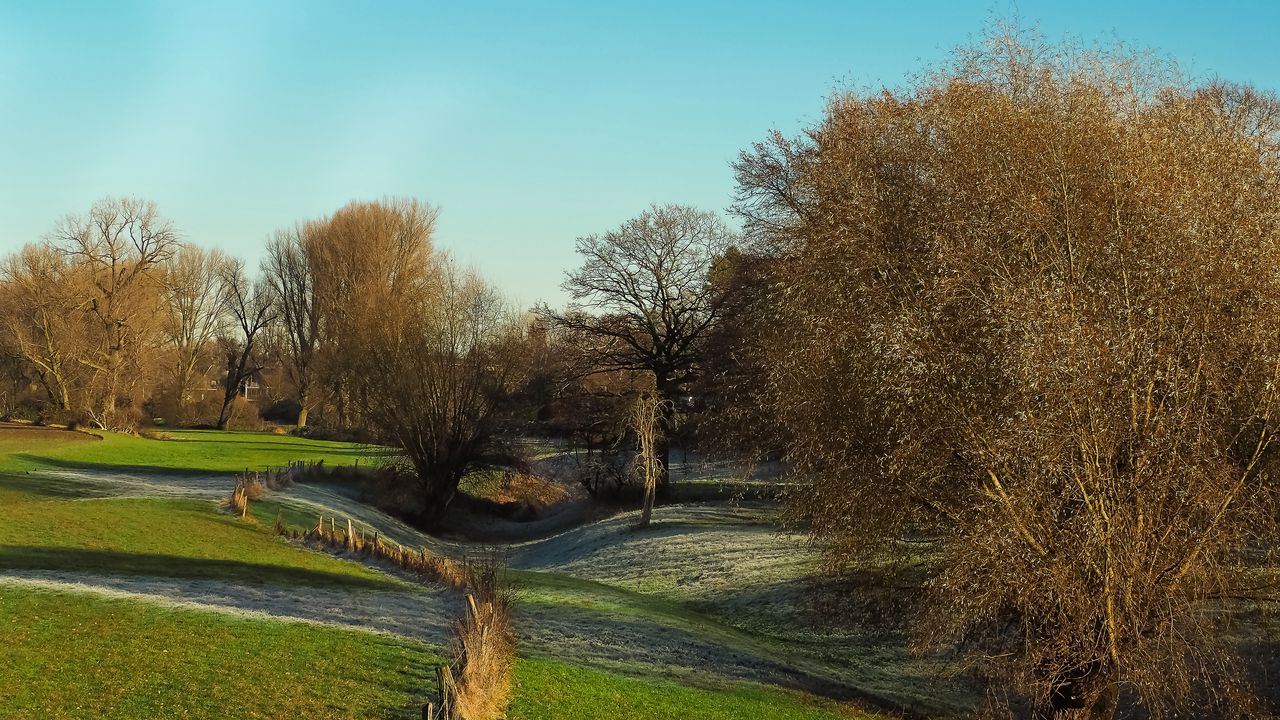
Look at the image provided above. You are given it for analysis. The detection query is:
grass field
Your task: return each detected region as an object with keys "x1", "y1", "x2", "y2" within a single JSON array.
[
  {"x1": 0, "y1": 426, "x2": 879, "y2": 719},
  {"x1": 0, "y1": 586, "x2": 435, "y2": 720},
  {"x1": 509, "y1": 658, "x2": 860, "y2": 720},
  {"x1": 0, "y1": 426, "x2": 394, "y2": 587},
  {"x1": 0, "y1": 495, "x2": 396, "y2": 587},
  {"x1": 0, "y1": 585, "x2": 865, "y2": 720},
  {"x1": 0, "y1": 426, "x2": 379, "y2": 475}
]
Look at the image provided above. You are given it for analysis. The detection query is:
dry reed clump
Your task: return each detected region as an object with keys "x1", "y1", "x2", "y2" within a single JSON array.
[
  {"x1": 224, "y1": 474, "x2": 262, "y2": 518},
  {"x1": 277, "y1": 458, "x2": 370, "y2": 484},
  {"x1": 270, "y1": 512, "x2": 514, "y2": 720},
  {"x1": 225, "y1": 466, "x2": 298, "y2": 519},
  {"x1": 434, "y1": 559, "x2": 516, "y2": 720}
]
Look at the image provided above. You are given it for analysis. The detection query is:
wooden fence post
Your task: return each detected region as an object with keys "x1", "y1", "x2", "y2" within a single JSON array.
[{"x1": 436, "y1": 664, "x2": 454, "y2": 719}]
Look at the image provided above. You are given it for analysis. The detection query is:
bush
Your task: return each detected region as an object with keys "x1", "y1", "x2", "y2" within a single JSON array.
[
  {"x1": 259, "y1": 398, "x2": 301, "y2": 424},
  {"x1": 570, "y1": 451, "x2": 634, "y2": 500},
  {"x1": 288, "y1": 424, "x2": 372, "y2": 443},
  {"x1": 144, "y1": 388, "x2": 223, "y2": 429}
]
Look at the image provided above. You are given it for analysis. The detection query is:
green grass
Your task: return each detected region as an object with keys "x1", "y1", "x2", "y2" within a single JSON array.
[
  {"x1": 0, "y1": 427, "x2": 384, "y2": 475},
  {"x1": 0, "y1": 426, "x2": 887, "y2": 718},
  {"x1": 0, "y1": 586, "x2": 436, "y2": 720},
  {"x1": 0, "y1": 426, "x2": 403, "y2": 585},
  {"x1": 0, "y1": 585, "x2": 864, "y2": 720},
  {"x1": 510, "y1": 658, "x2": 864, "y2": 720},
  {"x1": 0, "y1": 494, "x2": 398, "y2": 587}
]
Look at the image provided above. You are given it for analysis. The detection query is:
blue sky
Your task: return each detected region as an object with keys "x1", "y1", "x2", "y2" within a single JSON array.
[{"x1": 1, "y1": 1, "x2": 1277, "y2": 306}]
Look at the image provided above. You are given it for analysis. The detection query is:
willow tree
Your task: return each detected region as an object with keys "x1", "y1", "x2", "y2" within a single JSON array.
[
  {"x1": 352, "y1": 259, "x2": 525, "y2": 523},
  {"x1": 309, "y1": 198, "x2": 438, "y2": 429},
  {"x1": 0, "y1": 244, "x2": 87, "y2": 413},
  {"x1": 160, "y1": 245, "x2": 233, "y2": 414},
  {"x1": 737, "y1": 28, "x2": 1280, "y2": 718}
]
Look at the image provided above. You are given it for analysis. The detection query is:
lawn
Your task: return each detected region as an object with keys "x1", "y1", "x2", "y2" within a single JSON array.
[
  {"x1": 510, "y1": 658, "x2": 865, "y2": 720},
  {"x1": 0, "y1": 426, "x2": 398, "y2": 587},
  {"x1": 0, "y1": 495, "x2": 397, "y2": 588},
  {"x1": 0, "y1": 425, "x2": 884, "y2": 719},
  {"x1": 0, "y1": 586, "x2": 867, "y2": 720},
  {"x1": 0, "y1": 586, "x2": 436, "y2": 720},
  {"x1": 0, "y1": 426, "x2": 382, "y2": 475}
]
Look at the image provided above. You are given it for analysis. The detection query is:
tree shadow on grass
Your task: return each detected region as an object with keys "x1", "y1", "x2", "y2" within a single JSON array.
[
  {"x1": 155, "y1": 439, "x2": 382, "y2": 455},
  {"x1": 14, "y1": 454, "x2": 244, "y2": 477},
  {"x1": 15, "y1": 445, "x2": 389, "y2": 476},
  {"x1": 0, "y1": 471, "x2": 119, "y2": 498},
  {"x1": 0, "y1": 546, "x2": 393, "y2": 589}
]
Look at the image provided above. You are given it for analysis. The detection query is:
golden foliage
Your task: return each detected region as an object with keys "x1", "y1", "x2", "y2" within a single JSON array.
[{"x1": 737, "y1": 25, "x2": 1280, "y2": 717}]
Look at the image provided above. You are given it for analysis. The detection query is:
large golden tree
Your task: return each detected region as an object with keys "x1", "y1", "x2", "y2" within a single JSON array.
[{"x1": 736, "y1": 28, "x2": 1280, "y2": 717}]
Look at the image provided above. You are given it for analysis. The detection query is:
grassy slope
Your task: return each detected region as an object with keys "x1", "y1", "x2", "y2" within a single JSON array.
[
  {"x1": 0, "y1": 586, "x2": 435, "y2": 720},
  {"x1": 0, "y1": 428, "x2": 394, "y2": 587},
  {"x1": 1, "y1": 586, "x2": 862, "y2": 720},
  {"x1": 0, "y1": 491, "x2": 394, "y2": 587},
  {"x1": 0, "y1": 428, "x2": 874, "y2": 719},
  {"x1": 510, "y1": 658, "x2": 861, "y2": 720},
  {"x1": 0, "y1": 428, "x2": 377, "y2": 475}
]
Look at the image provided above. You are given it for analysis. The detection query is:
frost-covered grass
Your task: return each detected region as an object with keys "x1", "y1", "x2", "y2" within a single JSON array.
[
  {"x1": 0, "y1": 426, "x2": 930, "y2": 718},
  {"x1": 510, "y1": 506, "x2": 967, "y2": 715}
]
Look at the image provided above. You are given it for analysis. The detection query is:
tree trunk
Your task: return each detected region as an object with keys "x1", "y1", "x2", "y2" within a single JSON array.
[
  {"x1": 296, "y1": 386, "x2": 310, "y2": 428},
  {"x1": 1085, "y1": 683, "x2": 1118, "y2": 720},
  {"x1": 414, "y1": 467, "x2": 461, "y2": 527},
  {"x1": 336, "y1": 386, "x2": 347, "y2": 429},
  {"x1": 1042, "y1": 671, "x2": 1117, "y2": 720},
  {"x1": 652, "y1": 375, "x2": 681, "y2": 489},
  {"x1": 217, "y1": 351, "x2": 237, "y2": 430},
  {"x1": 640, "y1": 477, "x2": 656, "y2": 527},
  {"x1": 654, "y1": 380, "x2": 678, "y2": 490},
  {"x1": 655, "y1": 431, "x2": 671, "y2": 489}
]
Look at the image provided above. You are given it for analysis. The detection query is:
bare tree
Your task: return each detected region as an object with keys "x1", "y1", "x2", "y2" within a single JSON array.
[
  {"x1": 736, "y1": 27, "x2": 1280, "y2": 718},
  {"x1": 53, "y1": 197, "x2": 178, "y2": 429},
  {"x1": 160, "y1": 245, "x2": 233, "y2": 413},
  {"x1": 215, "y1": 259, "x2": 275, "y2": 430},
  {"x1": 264, "y1": 224, "x2": 321, "y2": 427},
  {"x1": 538, "y1": 204, "x2": 737, "y2": 486}
]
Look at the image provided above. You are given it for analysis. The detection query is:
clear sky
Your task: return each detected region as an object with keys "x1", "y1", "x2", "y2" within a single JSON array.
[{"x1": 1, "y1": 1, "x2": 1277, "y2": 307}]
